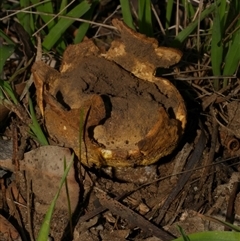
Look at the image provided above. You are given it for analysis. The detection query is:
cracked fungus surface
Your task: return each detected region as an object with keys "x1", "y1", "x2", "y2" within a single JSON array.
[{"x1": 32, "y1": 19, "x2": 186, "y2": 167}]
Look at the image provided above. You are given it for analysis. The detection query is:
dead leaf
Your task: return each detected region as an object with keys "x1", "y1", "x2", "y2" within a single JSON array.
[
  {"x1": 0, "y1": 214, "x2": 22, "y2": 241},
  {"x1": 22, "y1": 146, "x2": 79, "y2": 213},
  {"x1": 227, "y1": 101, "x2": 240, "y2": 138}
]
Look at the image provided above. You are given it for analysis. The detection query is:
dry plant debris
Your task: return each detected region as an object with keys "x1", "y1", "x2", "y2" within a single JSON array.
[
  {"x1": 0, "y1": 145, "x2": 79, "y2": 211},
  {"x1": 0, "y1": 215, "x2": 22, "y2": 241},
  {"x1": 32, "y1": 19, "x2": 187, "y2": 168}
]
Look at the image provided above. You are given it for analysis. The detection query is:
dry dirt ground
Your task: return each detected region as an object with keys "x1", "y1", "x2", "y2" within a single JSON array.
[{"x1": 0, "y1": 3, "x2": 240, "y2": 241}]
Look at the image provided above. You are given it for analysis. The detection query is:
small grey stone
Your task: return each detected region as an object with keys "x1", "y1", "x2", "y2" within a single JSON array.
[{"x1": 0, "y1": 138, "x2": 12, "y2": 160}]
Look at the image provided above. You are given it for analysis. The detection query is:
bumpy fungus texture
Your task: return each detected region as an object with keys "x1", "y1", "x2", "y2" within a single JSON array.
[{"x1": 32, "y1": 19, "x2": 187, "y2": 167}]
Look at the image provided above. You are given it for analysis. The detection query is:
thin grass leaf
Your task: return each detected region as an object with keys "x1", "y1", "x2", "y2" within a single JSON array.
[
  {"x1": 173, "y1": 231, "x2": 240, "y2": 241},
  {"x1": 29, "y1": 10, "x2": 35, "y2": 35},
  {"x1": 138, "y1": 0, "x2": 153, "y2": 36},
  {"x1": 56, "y1": 40, "x2": 67, "y2": 55},
  {"x1": 223, "y1": 1, "x2": 238, "y2": 36},
  {"x1": 223, "y1": 26, "x2": 240, "y2": 76},
  {"x1": 218, "y1": 0, "x2": 227, "y2": 27},
  {"x1": 64, "y1": 159, "x2": 73, "y2": 236},
  {"x1": 0, "y1": 88, "x2": 4, "y2": 103},
  {"x1": 74, "y1": 21, "x2": 90, "y2": 44},
  {"x1": 166, "y1": 0, "x2": 174, "y2": 29},
  {"x1": 36, "y1": 155, "x2": 74, "y2": 241},
  {"x1": 74, "y1": 1, "x2": 98, "y2": 44},
  {"x1": 18, "y1": 0, "x2": 32, "y2": 34},
  {"x1": 172, "y1": 0, "x2": 222, "y2": 47},
  {"x1": 0, "y1": 80, "x2": 18, "y2": 104},
  {"x1": 59, "y1": 0, "x2": 68, "y2": 16},
  {"x1": 186, "y1": 0, "x2": 195, "y2": 19},
  {"x1": 181, "y1": 0, "x2": 196, "y2": 31},
  {"x1": 0, "y1": 45, "x2": 15, "y2": 75},
  {"x1": 222, "y1": 4, "x2": 240, "y2": 81},
  {"x1": 9, "y1": 57, "x2": 34, "y2": 83},
  {"x1": 211, "y1": 0, "x2": 224, "y2": 90},
  {"x1": 0, "y1": 30, "x2": 16, "y2": 45},
  {"x1": 120, "y1": 0, "x2": 135, "y2": 30},
  {"x1": 177, "y1": 226, "x2": 190, "y2": 241},
  {"x1": 199, "y1": 214, "x2": 240, "y2": 232},
  {"x1": 18, "y1": 0, "x2": 34, "y2": 35},
  {"x1": 28, "y1": 95, "x2": 49, "y2": 145},
  {"x1": 42, "y1": 1, "x2": 91, "y2": 51},
  {"x1": 30, "y1": 0, "x2": 55, "y2": 29}
]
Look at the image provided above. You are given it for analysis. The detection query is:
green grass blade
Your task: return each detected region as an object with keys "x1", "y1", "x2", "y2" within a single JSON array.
[
  {"x1": 0, "y1": 79, "x2": 18, "y2": 104},
  {"x1": 223, "y1": 26, "x2": 240, "y2": 76},
  {"x1": 18, "y1": 0, "x2": 32, "y2": 34},
  {"x1": 120, "y1": 0, "x2": 135, "y2": 30},
  {"x1": 203, "y1": 215, "x2": 240, "y2": 232},
  {"x1": 0, "y1": 87, "x2": 4, "y2": 103},
  {"x1": 172, "y1": 0, "x2": 221, "y2": 47},
  {"x1": 186, "y1": 0, "x2": 195, "y2": 19},
  {"x1": 211, "y1": 0, "x2": 224, "y2": 90},
  {"x1": 74, "y1": 1, "x2": 98, "y2": 44},
  {"x1": 8, "y1": 57, "x2": 34, "y2": 83},
  {"x1": 177, "y1": 226, "x2": 190, "y2": 241},
  {"x1": 138, "y1": 0, "x2": 153, "y2": 36},
  {"x1": 0, "y1": 45, "x2": 15, "y2": 75},
  {"x1": 166, "y1": 0, "x2": 174, "y2": 29},
  {"x1": 181, "y1": 0, "x2": 195, "y2": 20},
  {"x1": 56, "y1": 40, "x2": 67, "y2": 55},
  {"x1": 30, "y1": 0, "x2": 55, "y2": 29},
  {"x1": 28, "y1": 95, "x2": 49, "y2": 145},
  {"x1": 74, "y1": 21, "x2": 90, "y2": 44},
  {"x1": 36, "y1": 155, "x2": 74, "y2": 241},
  {"x1": 42, "y1": 1, "x2": 91, "y2": 51},
  {"x1": 64, "y1": 160, "x2": 73, "y2": 235},
  {"x1": 223, "y1": 8, "x2": 240, "y2": 77},
  {"x1": 218, "y1": 0, "x2": 227, "y2": 27},
  {"x1": 0, "y1": 30, "x2": 16, "y2": 45},
  {"x1": 29, "y1": 10, "x2": 35, "y2": 35},
  {"x1": 59, "y1": 0, "x2": 68, "y2": 16},
  {"x1": 173, "y1": 231, "x2": 240, "y2": 241}
]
